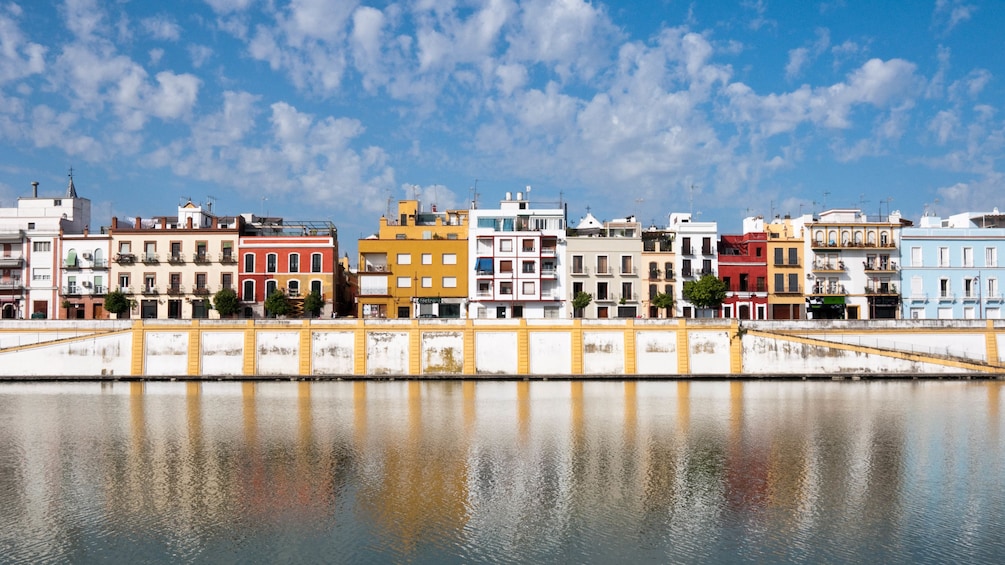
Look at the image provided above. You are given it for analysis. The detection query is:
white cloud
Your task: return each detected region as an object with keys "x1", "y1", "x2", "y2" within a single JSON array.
[
  {"x1": 0, "y1": 8, "x2": 47, "y2": 84},
  {"x1": 188, "y1": 44, "x2": 213, "y2": 68},
  {"x1": 204, "y1": 0, "x2": 254, "y2": 15},
  {"x1": 141, "y1": 15, "x2": 181, "y2": 41},
  {"x1": 934, "y1": 0, "x2": 976, "y2": 33},
  {"x1": 149, "y1": 48, "x2": 164, "y2": 65},
  {"x1": 785, "y1": 48, "x2": 810, "y2": 80},
  {"x1": 928, "y1": 110, "x2": 960, "y2": 144}
]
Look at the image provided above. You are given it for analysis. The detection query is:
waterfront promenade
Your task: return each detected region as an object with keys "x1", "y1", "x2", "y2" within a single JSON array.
[{"x1": 0, "y1": 318, "x2": 1002, "y2": 380}]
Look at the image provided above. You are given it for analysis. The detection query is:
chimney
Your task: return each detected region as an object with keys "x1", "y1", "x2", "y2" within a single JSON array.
[
  {"x1": 160, "y1": 218, "x2": 167, "y2": 229},
  {"x1": 186, "y1": 217, "x2": 193, "y2": 229},
  {"x1": 31, "y1": 181, "x2": 38, "y2": 197},
  {"x1": 212, "y1": 217, "x2": 218, "y2": 229},
  {"x1": 111, "y1": 217, "x2": 118, "y2": 229},
  {"x1": 134, "y1": 217, "x2": 141, "y2": 229}
]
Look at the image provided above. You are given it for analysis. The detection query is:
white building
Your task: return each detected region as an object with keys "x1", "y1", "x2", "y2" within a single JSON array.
[
  {"x1": 668, "y1": 212, "x2": 718, "y2": 317},
  {"x1": 467, "y1": 189, "x2": 566, "y2": 319},
  {"x1": 0, "y1": 175, "x2": 91, "y2": 319}
]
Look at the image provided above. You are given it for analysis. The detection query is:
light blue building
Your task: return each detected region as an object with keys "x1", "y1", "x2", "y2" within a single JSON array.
[{"x1": 900, "y1": 210, "x2": 1005, "y2": 319}]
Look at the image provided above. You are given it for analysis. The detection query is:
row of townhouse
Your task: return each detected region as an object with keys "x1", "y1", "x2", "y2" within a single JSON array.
[
  {"x1": 1, "y1": 175, "x2": 350, "y2": 320},
  {"x1": 355, "y1": 188, "x2": 1005, "y2": 321}
]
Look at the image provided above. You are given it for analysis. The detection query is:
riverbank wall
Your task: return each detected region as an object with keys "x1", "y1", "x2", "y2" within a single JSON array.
[{"x1": 0, "y1": 318, "x2": 1003, "y2": 380}]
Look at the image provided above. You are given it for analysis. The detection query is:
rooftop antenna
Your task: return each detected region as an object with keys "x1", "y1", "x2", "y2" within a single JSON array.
[
  {"x1": 858, "y1": 193, "x2": 869, "y2": 210},
  {"x1": 822, "y1": 191, "x2": 830, "y2": 209},
  {"x1": 469, "y1": 179, "x2": 479, "y2": 209},
  {"x1": 260, "y1": 196, "x2": 268, "y2": 217},
  {"x1": 206, "y1": 194, "x2": 217, "y2": 213}
]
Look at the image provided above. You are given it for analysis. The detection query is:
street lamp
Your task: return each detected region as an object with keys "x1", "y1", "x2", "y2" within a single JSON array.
[{"x1": 976, "y1": 272, "x2": 982, "y2": 319}]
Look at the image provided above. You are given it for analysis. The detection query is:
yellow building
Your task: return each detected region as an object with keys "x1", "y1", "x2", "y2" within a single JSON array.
[
  {"x1": 765, "y1": 216, "x2": 805, "y2": 319},
  {"x1": 357, "y1": 201, "x2": 468, "y2": 319}
]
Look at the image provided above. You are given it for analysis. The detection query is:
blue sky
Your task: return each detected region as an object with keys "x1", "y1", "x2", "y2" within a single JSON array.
[{"x1": 1, "y1": 0, "x2": 1002, "y2": 259}]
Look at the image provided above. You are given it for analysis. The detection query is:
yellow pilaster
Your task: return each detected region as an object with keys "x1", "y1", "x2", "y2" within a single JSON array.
[
  {"x1": 463, "y1": 318, "x2": 476, "y2": 375},
  {"x1": 986, "y1": 320, "x2": 1000, "y2": 366},
  {"x1": 354, "y1": 319, "x2": 366, "y2": 376},
  {"x1": 571, "y1": 319, "x2": 584, "y2": 375},
  {"x1": 676, "y1": 319, "x2": 689, "y2": 376},
  {"x1": 730, "y1": 320, "x2": 743, "y2": 375},
  {"x1": 187, "y1": 320, "x2": 201, "y2": 376},
  {"x1": 517, "y1": 319, "x2": 529, "y2": 375},
  {"x1": 130, "y1": 320, "x2": 145, "y2": 376},
  {"x1": 410, "y1": 319, "x2": 422, "y2": 375},
  {"x1": 299, "y1": 320, "x2": 312, "y2": 376},
  {"x1": 242, "y1": 319, "x2": 256, "y2": 376},
  {"x1": 624, "y1": 318, "x2": 637, "y2": 375}
]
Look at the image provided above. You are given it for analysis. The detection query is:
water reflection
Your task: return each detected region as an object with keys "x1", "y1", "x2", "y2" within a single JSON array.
[{"x1": 0, "y1": 380, "x2": 1003, "y2": 564}]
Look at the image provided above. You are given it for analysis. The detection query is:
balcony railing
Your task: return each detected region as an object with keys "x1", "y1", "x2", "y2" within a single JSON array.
[
  {"x1": 167, "y1": 284, "x2": 185, "y2": 295},
  {"x1": 142, "y1": 253, "x2": 159, "y2": 264},
  {"x1": 62, "y1": 286, "x2": 81, "y2": 296},
  {"x1": 809, "y1": 284, "x2": 844, "y2": 295},
  {"x1": 570, "y1": 267, "x2": 589, "y2": 276},
  {"x1": 91, "y1": 259, "x2": 108, "y2": 269},
  {"x1": 219, "y1": 252, "x2": 237, "y2": 264},
  {"x1": 0, "y1": 256, "x2": 23, "y2": 268},
  {"x1": 813, "y1": 261, "x2": 845, "y2": 271},
  {"x1": 865, "y1": 285, "x2": 898, "y2": 295},
  {"x1": 0, "y1": 279, "x2": 23, "y2": 289},
  {"x1": 115, "y1": 253, "x2": 136, "y2": 264},
  {"x1": 193, "y1": 252, "x2": 210, "y2": 264},
  {"x1": 168, "y1": 253, "x2": 185, "y2": 264},
  {"x1": 193, "y1": 286, "x2": 211, "y2": 295},
  {"x1": 595, "y1": 266, "x2": 613, "y2": 276},
  {"x1": 93, "y1": 285, "x2": 107, "y2": 295},
  {"x1": 619, "y1": 266, "x2": 638, "y2": 276},
  {"x1": 62, "y1": 261, "x2": 81, "y2": 270},
  {"x1": 142, "y1": 286, "x2": 159, "y2": 295},
  {"x1": 863, "y1": 261, "x2": 898, "y2": 272}
]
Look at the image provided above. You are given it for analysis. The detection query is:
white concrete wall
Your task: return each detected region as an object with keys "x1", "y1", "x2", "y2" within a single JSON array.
[
  {"x1": 144, "y1": 332, "x2": 189, "y2": 376},
  {"x1": 799, "y1": 331, "x2": 986, "y2": 361},
  {"x1": 311, "y1": 331, "x2": 355, "y2": 376},
  {"x1": 688, "y1": 330, "x2": 731, "y2": 374},
  {"x1": 635, "y1": 330, "x2": 679, "y2": 375},
  {"x1": 476, "y1": 332, "x2": 517, "y2": 374},
  {"x1": 421, "y1": 331, "x2": 464, "y2": 374},
  {"x1": 201, "y1": 331, "x2": 245, "y2": 376},
  {"x1": 256, "y1": 331, "x2": 300, "y2": 376},
  {"x1": 742, "y1": 335, "x2": 962, "y2": 374},
  {"x1": 0, "y1": 333, "x2": 131, "y2": 376},
  {"x1": 582, "y1": 331, "x2": 624, "y2": 375},
  {"x1": 529, "y1": 331, "x2": 571, "y2": 375},
  {"x1": 366, "y1": 331, "x2": 409, "y2": 375}
]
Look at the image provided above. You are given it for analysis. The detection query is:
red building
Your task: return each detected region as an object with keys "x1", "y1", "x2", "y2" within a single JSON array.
[
  {"x1": 238, "y1": 216, "x2": 340, "y2": 318},
  {"x1": 717, "y1": 230, "x2": 768, "y2": 320}
]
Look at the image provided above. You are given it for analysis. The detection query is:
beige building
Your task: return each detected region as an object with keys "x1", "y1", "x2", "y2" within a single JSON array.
[
  {"x1": 641, "y1": 227, "x2": 675, "y2": 318},
  {"x1": 566, "y1": 213, "x2": 643, "y2": 318},
  {"x1": 108, "y1": 201, "x2": 240, "y2": 319},
  {"x1": 765, "y1": 216, "x2": 805, "y2": 319}
]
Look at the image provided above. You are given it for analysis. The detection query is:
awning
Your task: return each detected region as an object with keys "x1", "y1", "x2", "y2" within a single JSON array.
[
  {"x1": 823, "y1": 296, "x2": 846, "y2": 305},
  {"x1": 475, "y1": 258, "x2": 493, "y2": 273},
  {"x1": 66, "y1": 249, "x2": 77, "y2": 267}
]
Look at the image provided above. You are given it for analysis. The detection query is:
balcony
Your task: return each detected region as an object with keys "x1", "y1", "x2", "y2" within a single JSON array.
[
  {"x1": 648, "y1": 270, "x2": 660, "y2": 280},
  {"x1": 142, "y1": 253, "x2": 159, "y2": 264},
  {"x1": 142, "y1": 286, "x2": 159, "y2": 295},
  {"x1": 595, "y1": 266, "x2": 613, "y2": 276},
  {"x1": 863, "y1": 261, "x2": 898, "y2": 272},
  {"x1": 681, "y1": 268, "x2": 693, "y2": 278},
  {"x1": 0, "y1": 255, "x2": 23, "y2": 268},
  {"x1": 193, "y1": 286, "x2": 211, "y2": 296},
  {"x1": 167, "y1": 284, "x2": 185, "y2": 295},
  {"x1": 115, "y1": 253, "x2": 136, "y2": 264},
  {"x1": 361, "y1": 264, "x2": 390, "y2": 273},
  {"x1": 193, "y1": 252, "x2": 210, "y2": 264},
  {"x1": 570, "y1": 267, "x2": 589, "y2": 276},
  {"x1": 62, "y1": 285, "x2": 81, "y2": 296},
  {"x1": 812, "y1": 240, "x2": 897, "y2": 250},
  {"x1": 118, "y1": 286, "x2": 135, "y2": 294},
  {"x1": 219, "y1": 252, "x2": 237, "y2": 264},
  {"x1": 168, "y1": 253, "x2": 185, "y2": 264},
  {"x1": 809, "y1": 284, "x2": 845, "y2": 295},
  {"x1": 541, "y1": 267, "x2": 557, "y2": 277},
  {"x1": 540, "y1": 245, "x2": 557, "y2": 256},
  {"x1": 619, "y1": 266, "x2": 638, "y2": 276},
  {"x1": 682, "y1": 246, "x2": 695, "y2": 256},
  {"x1": 93, "y1": 285, "x2": 107, "y2": 295},
  {"x1": 699, "y1": 268, "x2": 715, "y2": 276},
  {"x1": 62, "y1": 260, "x2": 81, "y2": 270},
  {"x1": 813, "y1": 261, "x2": 845, "y2": 272},
  {"x1": 91, "y1": 259, "x2": 108, "y2": 269},
  {"x1": 865, "y1": 285, "x2": 898, "y2": 295},
  {"x1": 595, "y1": 294, "x2": 614, "y2": 302},
  {"x1": 0, "y1": 279, "x2": 23, "y2": 290},
  {"x1": 616, "y1": 293, "x2": 639, "y2": 303},
  {"x1": 937, "y1": 293, "x2": 955, "y2": 302}
]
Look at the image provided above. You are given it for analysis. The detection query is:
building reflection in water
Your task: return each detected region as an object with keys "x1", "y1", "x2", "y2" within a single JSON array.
[{"x1": 0, "y1": 380, "x2": 1002, "y2": 563}]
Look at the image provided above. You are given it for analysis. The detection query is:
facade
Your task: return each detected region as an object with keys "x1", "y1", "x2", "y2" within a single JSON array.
[
  {"x1": 468, "y1": 190, "x2": 565, "y2": 319},
  {"x1": 717, "y1": 217, "x2": 768, "y2": 320},
  {"x1": 641, "y1": 227, "x2": 676, "y2": 318},
  {"x1": 357, "y1": 200, "x2": 468, "y2": 319},
  {"x1": 58, "y1": 230, "x2": 111, "y2": 319},
  {"x1": 239, "y1": 215, "x2": 339, "y2": 318},
  {"x1": 900, "y1": 210, "x2": 1005, "y2": 319},
  {"x1": 804, "y1": 209, "x2": 907, "y2": 320},
  {"x1": 0, "y1": 175, "x2": 91, "y2": 319},
  {"x1": 108, "y1": 201, "x2": 240, "y2": 319},
  {"x1": 668, "y1": 213, "x2": 718, "y2": 317},
  {"x1": 765, "y1": 216, "x2": 805, "y2": 319},
  {"x1": 566, "y1": 214, "x2": 643, "y2": 318}
]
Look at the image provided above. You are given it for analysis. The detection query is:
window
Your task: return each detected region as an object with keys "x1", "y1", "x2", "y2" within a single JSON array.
[
  {"x1": 169, "y1": 273, "x2": 181, "y2": 292},
  {"x1": 499, "y1": 239, "x2": 513, "y2": 252},
  {"x1": 621, "y1": 282, "x2": 633, "y2": 301},
  {"x1": 597, "y1": 256, "x2": 609, "y2": 275},
  {"x1": 649, "y1": 284, "x2": 657, "y2": 299},
  {"x1": 170, "y1": 242, "x2": 182, "y2": 261},
  {"x1": 119, "y1": 274, "x2": 130, "y2": 289},
  {"x1": 32, "y1": 267, "x2": 50, "y2": 281},
  {"x1": 396, "y1": 253, "x2": 411, "y2": 265},
  {"x1": 962, "y1": 247, "x2": 973, "y2": 268},
  {"x1": 144, "y1": 242, "x2": 156, "y2": 261},
  {"x1": 702, "y1": 237, "x2": 712, "y2": 255},
  {"x1": 987, "y1": 247, "x2": 998, "y2": 268},
  {"x1": 664, "y1": 262, "x2": 673, "y2": 278},
  {"x1": 989, "y1": 278, "x2": 999, "y2": 298},
  {"x1": 221, "y1": 273, "x2": 233, "y2": 290},
  {"x1": 940, "y1": 278, "x2": 950, "y2": 297},
  {"x1": 421, "y1": 277, "x2": 432, "y2": 288},
  {"x1": 500, "y1": 260, "x2": 513, "y2": 273},
  {"x1": 265, "y1": 280, "x2": 278, "y2": 298},
  {"x1": 788, "y1": 274, "x2": 798, "y2": 293},
  {"x1": 195, "y1": 241, "x2": 208, "y2": 261},
  {"x1": 195, "y1": 273, "x2": 207, "y2": 292},
  {"x1": 145, "y1": 274, "x2": 156, "y2": 292},
  {"x1": 500, "y1": 281, "x2": 513, "y2": 295},
  {"x1": 192, "y1": 300, "x2": 208, "y2": 319},
  {"x1": 244, "y1": 253, "x2": 255, "y2": 272},
  {"x1": 572, "y1": 255, "x2": 584, "y2": 274},
  {"x1": 938, "y1": 247, "x2": 950, "y2": 267},
  {"x1": 478, "y1": 281, "x2": 491, "y2": 296},
  {"x1": 311, "y1": 253, "x2": 323, "y2": 272},
  {"x1": 773, "y1": 248, "x2": 783, "y2": 266},
  {"x1": 522, "y1": 281, "x2": 535, "y2": 294},
  {"x1": 397, "y1": 277, "x2": 411, "y2": 288},
  {"x1": 311, "y1": 280, "x2": 322, "y2": 297},
  {"x1": 912, "y1": 247, "x2": 922, "y2": 267},
  {"x1": 522, "y1": 239, "x2": 535, "y2": 252},
  {"x1": 788, "y1": 247, "x2": 798, "y2": 265},
  {"x1": 522, "y1": 261, "x2": 535, "y2": 273},
  {"x1": 774, "y1": 273, "x2": 784, "y2": 293},
  {"x1": 422, "y1": 253, "x2": 432, "y2": 265},
  {"x1": 33, "y1": 241, "x2": 51, "y2": 252},
  {"x1": 288, "y1": 280, "x2": 300, "y2": 297},
  {"x1": 443, "y1": 277, "x2": 457, "y2": 288},
  {"x1": 964, "y1": 278, "x2": 976, "y2": 298},
  {"x1": 682, "y1": 259, "x2": 692, "y2": 277},
  {"x1": 222, "y1": 242, "x2": 234, "y2": 261},
  {"x1": 243, "y1": 280, "x2": 254, "y2": 301},
  {"x1": 442, "y1": 253, "x2": 457, "y2": 265},
  {"x1": 289, "y1": 253, "x2": 300, "y2": 273},
  {"x1": 911, "y1": 276, "x2": 923, "y2": 298},
  {"x1": 573, "y1": 282, "x2": 583, "y2": 295},
  {"x1": 621, "y1": 256, "x2": 633, "y2": 274},
  {"x1": 597, "y1": 282, "x2": 609, "y2": 300},
  {"x1": 266, "y1": 253, "x2": 277, "y2": 273}
]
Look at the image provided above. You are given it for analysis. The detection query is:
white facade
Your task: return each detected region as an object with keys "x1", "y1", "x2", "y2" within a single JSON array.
[
  {"x1": 467, "y1": 190, "x2": 567, "y2": 319},
  {"x1": 668, "y1": 213, "x2": 719, "y2": 317}
]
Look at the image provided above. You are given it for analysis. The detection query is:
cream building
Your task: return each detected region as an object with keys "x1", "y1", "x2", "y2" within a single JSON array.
[{"x1": 566, "y1": 213, "x2": 643, "y2": 318}]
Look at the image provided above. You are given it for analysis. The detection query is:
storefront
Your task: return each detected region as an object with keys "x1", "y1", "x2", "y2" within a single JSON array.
[{"x1": 806, "y1": 296, "x2": 846, "y2": 319}]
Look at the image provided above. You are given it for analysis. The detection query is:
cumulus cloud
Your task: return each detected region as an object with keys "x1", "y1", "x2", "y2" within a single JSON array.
[
  {"x1": 141, "y1": 15, "x2": 181, "y2": 41},
  {"x1": 0, "y1": 7, "x2": 47, "y2": 84},
  {"x1": 934, "y1": 0, "x2": 976, "y2": 33}
]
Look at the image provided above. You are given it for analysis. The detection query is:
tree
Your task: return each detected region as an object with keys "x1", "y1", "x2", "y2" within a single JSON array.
[
  {"x1": 682, "y1": 274, "x2": 727, "y2": 316},
  {"x1": 61, "y1": 299, "x2": 72, "y2": 319},
  {"x1": 572, "y1": 291, "x2": 592, "y2": 318},
  {"x1": 264, "y1": 289, "x2": 291, "y2": 318},
  {"x1": 652, "y1": 292, "x2": 675, "y2": 318},
  {"x1": 104, "y1": 290, "x2": 131, "y2": 319},
  {"x1": 303, "y1": 290, "x2": 325, "y2": 318},
  {"x1": 212, "y1": 287, "x2": 240, "y2": 318}
]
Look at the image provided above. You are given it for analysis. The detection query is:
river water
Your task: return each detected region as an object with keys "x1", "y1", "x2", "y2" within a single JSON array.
[{"x1": 0, "y1": 380, "x2": 1002, "y2": 564}]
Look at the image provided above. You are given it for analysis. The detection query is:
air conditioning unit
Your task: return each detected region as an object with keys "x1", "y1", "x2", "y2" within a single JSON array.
[
  {"x1": 82, "y1": 281, "x2": 92, "y2": 288},
  {"x1": 82, "y1": 252, "x2": 92, "y2": 259}
]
